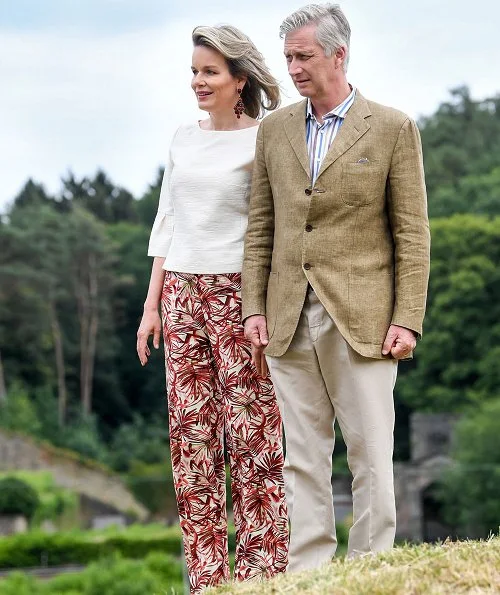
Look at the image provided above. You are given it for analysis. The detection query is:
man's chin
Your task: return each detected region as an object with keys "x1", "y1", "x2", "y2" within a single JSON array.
[{"x1": 295, "y1": 86, "x2": 313, "y2": 98}]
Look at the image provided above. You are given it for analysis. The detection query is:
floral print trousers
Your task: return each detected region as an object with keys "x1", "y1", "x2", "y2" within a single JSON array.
[{"x1": 161, "y1": 272, "x2": 289, "y2": 594}]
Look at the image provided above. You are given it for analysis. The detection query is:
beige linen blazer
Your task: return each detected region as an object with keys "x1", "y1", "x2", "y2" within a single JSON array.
[{"x1": 242, "y1": 91, "x2": 430, "y2": 359}]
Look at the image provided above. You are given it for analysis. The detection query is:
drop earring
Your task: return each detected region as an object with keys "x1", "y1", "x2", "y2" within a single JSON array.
[{"x1": 234, "y1": 88, "x2": 245, "y2": 118}]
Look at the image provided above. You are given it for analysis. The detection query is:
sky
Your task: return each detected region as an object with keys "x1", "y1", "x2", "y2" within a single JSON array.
[{"x1": 1, "y1": 0, "x2": 499, "y2": 211}]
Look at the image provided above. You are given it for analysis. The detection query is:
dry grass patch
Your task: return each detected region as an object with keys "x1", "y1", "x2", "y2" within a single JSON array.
[{"x1": 211, "y1": 537, "x2": 500, "y2": 594}]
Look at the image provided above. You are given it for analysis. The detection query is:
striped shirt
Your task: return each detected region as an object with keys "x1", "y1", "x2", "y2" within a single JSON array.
[{"x1": 306, "y1": 86, "x2": 356, "y2": 183}]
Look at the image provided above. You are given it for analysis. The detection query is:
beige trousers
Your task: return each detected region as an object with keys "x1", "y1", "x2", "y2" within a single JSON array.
[{"x1": 267, "y1": 288, "x2": 398, "y2": 571}]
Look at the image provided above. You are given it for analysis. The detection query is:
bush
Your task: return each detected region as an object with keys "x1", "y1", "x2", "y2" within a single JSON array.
[
  {"x1": 0, "y1": 382, "x2": 41, "y2": 436},
  {"x1": 0, "y1": 553, "x2": 183, "y2": 595},
  {"x1": 108, "y1": 415, "x2": 169, "y2": 472},
  {"x1": 0, "y1": 524, "x2": 184, "y2": 569},
  {"x1": 126, "y1": 461, "x2": 177, "y2": 518},
  {"x1": 0, "y1": 477, "x2": 40, "y2": 520},
  {"x1": 56, "y1": 415, "x2": 109, "y2": 463},
  {"x1": 0, "y1": 471, "x2": 78, "y2": 528}
]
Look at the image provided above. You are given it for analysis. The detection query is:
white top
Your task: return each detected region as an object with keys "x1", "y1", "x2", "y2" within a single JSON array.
[{"x1": 148, "y1": 122, "x2": 259, "y2": 274}]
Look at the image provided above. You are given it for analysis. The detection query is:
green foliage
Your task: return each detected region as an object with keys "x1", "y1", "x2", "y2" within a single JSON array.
[
  {"x1": 135, "y1": 167, "x2": 163, "y2": 227},
  {"x1": 0, "y1": 202, "x2": 123, "y2": 429},
  {"x1": 0, "y1": 524, "x2": 184, "y2": 569},
  {"x1": 0, "y1": 382, "x2": 42, "y2": 435},
  {"x1": 0, "y1": 477, "x2": 40, "y2": 520},
  {"x1": 0, "y1": 552, "x2": 183, "y2": 595},
  {"x1": 397, "y1": 215, "x2": 500, "y2": 412},
  {"x1": 126, "y1": 461, "x2": 177, "y2": 518},
  {"x1": 437, "y1": 399, "x2": 500, "y2": 537},
  {"x1": 56, "y1": 415, "x2": 109, "y2": 463},
  {"x1": 62, "y1": 170, "x2": 138, "y2": 224},
  {"x1": 106, "y1": 221, "x2": 166, "y2": 424},
  {"x1": 0, "y1": 472, "x2": 78, "y2": 527},
  {"x1": 108, "y1": 415, "x2": 169, "y2": 472},
  {"x1": 420, "y1": 86, "x2": 500, "y2": 217}
]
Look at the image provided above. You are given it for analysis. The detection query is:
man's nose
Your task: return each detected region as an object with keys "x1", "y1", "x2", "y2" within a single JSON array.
[{"x1": 288, "y1": 58, "x2": 301, "y2": 76}]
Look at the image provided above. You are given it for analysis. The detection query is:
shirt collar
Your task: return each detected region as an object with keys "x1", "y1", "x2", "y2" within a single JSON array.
[{"x1": 306, "y1": 85, "x2": 356, "y2": 122}]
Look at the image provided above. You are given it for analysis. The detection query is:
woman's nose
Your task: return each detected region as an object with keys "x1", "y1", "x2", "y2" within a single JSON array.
[{"x1": 192, "y1": 73, "x2": 204, "y2": 87}]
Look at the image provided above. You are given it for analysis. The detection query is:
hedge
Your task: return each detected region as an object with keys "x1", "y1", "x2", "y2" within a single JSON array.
[
  {"x1": 0, "y1": 522, "x2": 347, "y2": 570},
  {"x1": 0, "y1": 552, "x2": 183, "y2": 595},
  {"x1": 0, "y1": 524, "x2": 184, "y2": 570}
]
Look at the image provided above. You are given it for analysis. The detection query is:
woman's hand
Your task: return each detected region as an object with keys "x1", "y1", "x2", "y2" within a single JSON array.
[{"x1": 136, "y1": 308, "x2": 162, "y2": 366}]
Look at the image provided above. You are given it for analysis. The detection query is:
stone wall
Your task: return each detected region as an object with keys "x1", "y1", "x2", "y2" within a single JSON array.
[
  {"x1": 0, "y1": 430, "x2": 148, "y2": 521},
  {"x1": 410, "y1": 413, "x2": 460, "y2": 463},
  {"x1": 0, "y1": 515, "x2": 28, "y2": 536}
]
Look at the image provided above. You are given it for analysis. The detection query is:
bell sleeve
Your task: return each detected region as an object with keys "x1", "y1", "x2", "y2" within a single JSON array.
[{"x1": 147, "y1": 132, "x2": 177, "y2": 257}]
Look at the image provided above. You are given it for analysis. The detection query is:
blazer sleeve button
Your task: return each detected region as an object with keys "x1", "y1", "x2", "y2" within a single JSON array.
[
  {"x1": 304, "y1": 188, "x2": 312, "y2": 196},
  {"x1": 304, "y1": 263, "x2": 311, "y2": 270},
  {"x1": 305, "y1": 224, "x2": 313, "y2": 232}
]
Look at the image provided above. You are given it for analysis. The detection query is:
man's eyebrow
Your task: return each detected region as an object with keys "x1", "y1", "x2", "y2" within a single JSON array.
[{"x1": 284, "y1": 49, "x2": 313, "y2": 55}]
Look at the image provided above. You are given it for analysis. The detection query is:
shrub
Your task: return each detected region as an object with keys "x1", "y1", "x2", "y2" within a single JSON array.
[
  {"x1": 0, "y1": 471, "x2": 78, "y2": 528},
  {"x1": 0, "y1": 382, "x2": 41, "y2": 436},
  {"x1": 108, "y1": 415, "x2": 169, "y2": 472},
  {"x1": 126, "y1": 461, "x2": 176, "y2": 518},
  {"x1": 0, "y1": 477, "x2": 40, "y2": 520},
  {"x1": 0, "y1": 553, "x2": 183, "y2": 594},
  {"x1": 0, "y1": 524, "x2": 183, "y2": 569}
]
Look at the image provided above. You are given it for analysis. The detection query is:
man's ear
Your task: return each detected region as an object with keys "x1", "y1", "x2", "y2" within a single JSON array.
[{"x1": 334, "y1": 46, "x2": 347, "y2": 69}]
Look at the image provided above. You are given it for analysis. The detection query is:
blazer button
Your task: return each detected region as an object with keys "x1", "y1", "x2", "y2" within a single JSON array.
[
  {"x1": 304, "y1": 263, "x2": 311, "y2": 270},
  {"x1": 305, "y1": 224, "x2": 313, "y2": 232},
  {"x1": 304, "y1": 188, "x2": 312, "y2": 196}
]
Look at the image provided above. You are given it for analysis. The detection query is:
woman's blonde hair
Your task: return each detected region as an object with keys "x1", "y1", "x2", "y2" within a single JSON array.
[{"x1": 192, "y1": 24, "x2": 280, "y2": 119}]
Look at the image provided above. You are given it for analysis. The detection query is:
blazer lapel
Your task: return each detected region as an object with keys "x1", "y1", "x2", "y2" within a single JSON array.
[
  {"x1": 283, "y1": 100, "x2": 310, "y2": 178},
  {"x1": 316, "y1": 92, "x2": 372, "y2": 180}
]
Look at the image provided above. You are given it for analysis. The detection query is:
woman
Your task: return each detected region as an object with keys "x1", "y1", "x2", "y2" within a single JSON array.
[{"x1": 136, "y1": 25, "x2": 288, "y2": 594}]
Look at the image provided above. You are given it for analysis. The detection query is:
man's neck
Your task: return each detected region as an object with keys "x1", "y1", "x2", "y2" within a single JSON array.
[{"x1": 310, "y1": 82, "x2": 352, "y2": 124}]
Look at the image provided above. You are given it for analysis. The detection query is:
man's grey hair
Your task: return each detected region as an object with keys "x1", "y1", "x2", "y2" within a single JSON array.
[{"x1": 280, "y1": 4, "x2": 351, "y2": 71}]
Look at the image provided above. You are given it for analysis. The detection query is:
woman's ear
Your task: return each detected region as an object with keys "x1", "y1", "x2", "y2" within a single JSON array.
[{"x1": 237, "y1": 75, "x2": 248, "y2": 90}]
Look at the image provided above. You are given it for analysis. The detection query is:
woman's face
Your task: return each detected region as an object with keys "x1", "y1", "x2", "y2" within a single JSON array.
[{"x1": 191, "y1": 45, "x2": 244, "y2": 114}]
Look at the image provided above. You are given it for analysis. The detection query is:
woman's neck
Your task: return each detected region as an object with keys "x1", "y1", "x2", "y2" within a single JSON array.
[{"x1": 201, "y1": 109, "x2": 256, "y2": 131}]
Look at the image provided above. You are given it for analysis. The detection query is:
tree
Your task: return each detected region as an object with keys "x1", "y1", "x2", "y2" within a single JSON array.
[
  {"x1": 136, "y1": 167, "x2": 163, "y2": 227},
  {"x1": 397, "y1": 215, "x2": 500, "y2": 412},
  {"x1": 106, "y1": 222, "x2": 166, "y2": 423},
  {"x1": 62, "y1": 170, "x2": 138, "y2": 224},
  {"x1": 2, "y1": 205, "x2": 71, "y2": 425},
  {"x1": 419, "y1": 86, "x2": 500, "y2": 218},
  {"x1": 65, "y1": 207, "x2": 119, "y2": 417}
]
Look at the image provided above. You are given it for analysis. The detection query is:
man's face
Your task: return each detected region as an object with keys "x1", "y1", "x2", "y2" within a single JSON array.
[{"x1": 284, "y1": 24, "x2": 339, "y2": 100}]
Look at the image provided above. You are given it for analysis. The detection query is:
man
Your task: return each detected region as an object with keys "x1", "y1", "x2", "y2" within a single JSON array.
[{"x1": 242, "y1": 3, "x2": 430, "y2": 571}]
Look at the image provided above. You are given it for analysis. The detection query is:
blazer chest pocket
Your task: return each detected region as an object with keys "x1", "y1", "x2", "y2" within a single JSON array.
[{"x1": 340, "y1": 162, "x2": 386, "y2": 206}]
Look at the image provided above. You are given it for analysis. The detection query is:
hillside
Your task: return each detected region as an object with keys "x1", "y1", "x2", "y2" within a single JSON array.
[{"x1": 212, "y1": 537, "x2": 500, "y2": 594}]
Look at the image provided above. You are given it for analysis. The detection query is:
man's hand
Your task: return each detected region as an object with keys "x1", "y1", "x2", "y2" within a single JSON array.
[
  {"x1": 382, "y1": 324, "x2": 417, "y2": 359},
  {"x1": 244, "y1": 315, "x2": 269, "y2": 377}
]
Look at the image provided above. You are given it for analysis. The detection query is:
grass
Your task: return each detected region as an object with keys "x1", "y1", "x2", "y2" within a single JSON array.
[{"x1": 211, "y1": 537, "x2": 500, "y2": 594}]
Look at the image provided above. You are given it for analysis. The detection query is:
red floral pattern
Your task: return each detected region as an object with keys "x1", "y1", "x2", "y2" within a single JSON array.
[{"x1": 161, "y1": 272, "x2": 288, "y2": 594}]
